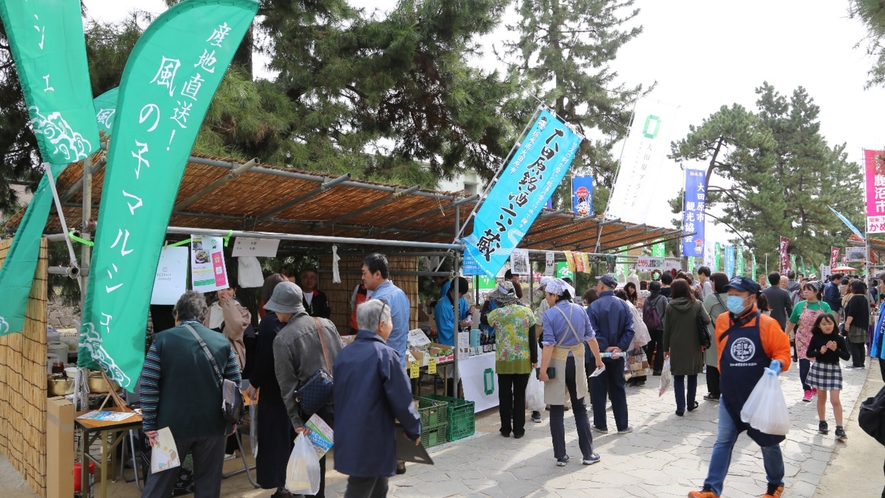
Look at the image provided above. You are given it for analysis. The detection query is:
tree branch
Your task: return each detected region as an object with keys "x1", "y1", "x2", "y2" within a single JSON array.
[{"x1": 703, "y1": 211, "x2": 753, "y2": 247}]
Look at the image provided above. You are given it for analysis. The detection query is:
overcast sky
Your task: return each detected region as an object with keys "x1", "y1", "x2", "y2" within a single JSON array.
[{"x1": 84, "y1": 0, "x2": 885, "y2": 247}]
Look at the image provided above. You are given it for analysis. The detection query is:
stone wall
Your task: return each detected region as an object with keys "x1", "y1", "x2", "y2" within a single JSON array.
[{"x1": 46, "y1": 301, "x2": 78, "y2": 329}]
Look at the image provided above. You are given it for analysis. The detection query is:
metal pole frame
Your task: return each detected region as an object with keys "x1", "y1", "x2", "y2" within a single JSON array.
[{"x1": 453, "y1": 204, "x2": 461, "y2": 394}]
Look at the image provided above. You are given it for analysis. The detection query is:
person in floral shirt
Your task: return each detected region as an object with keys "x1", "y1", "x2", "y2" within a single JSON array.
[{"x1": 487, "y1": 281, "x2": 538, "y2": 438}]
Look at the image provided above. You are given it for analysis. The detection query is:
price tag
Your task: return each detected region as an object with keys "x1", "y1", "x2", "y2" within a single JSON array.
[
  {"x1": 427, "y1": 357, "x2": 437, "y2": 375},
  {"x1": 409, "y1": 361, "x2": 420, "y2": 379}
]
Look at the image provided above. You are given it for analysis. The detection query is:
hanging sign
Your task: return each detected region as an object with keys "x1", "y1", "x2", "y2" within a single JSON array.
[
  {"x1": 150, "y1": 246, "x2": 189, "y2": 305},
  {"x1": 462, "y1": 110, "x2": 582, "y2": 277},
  {"x1": 79, "y1": 0, "x2": 259, "y2": 389},
  {"x1": 865, "y1": 149, "x2": 885, "y2": 233},
  {"x1": 681, "y1": 168, "x2": 706, "y2": 258},
  {"x1": 724, "y1": 245, "x2": 735, "y2": 278},
  {"x1": 637, "y1": 257, "x2": 664, "y2": 270},
  {"x1": 830, "y1": 247, "x2": 841, "y2": 268},
  {"x1": 555, "y1": 262, "x2": 574, "y2": 281},
  {"x1": 545, "y1": 252, "x2": 555, "y2": 276},
  {"x1": 191, "y1": 236, "x2": 229, "y2": 293},
  {"x1": 572, "y1": 175, "x2": 593, "y2": 217},
  {"x1": 779, "y1": 236, "x2": 791, "y2": 273},
  {"x1": 651, "y1": 240, "x2": 666, "y2": 258},
  {"x1": 510, "y1": 249, "x2": 530, "y2": 275},
  {"x1": 232, "y1": 237, "x2": 280, "y2": 257}
]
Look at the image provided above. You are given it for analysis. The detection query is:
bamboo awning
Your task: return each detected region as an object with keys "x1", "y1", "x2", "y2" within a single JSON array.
[{"x1": 4, "y1": 153, "x2": 682, "y2": 252}]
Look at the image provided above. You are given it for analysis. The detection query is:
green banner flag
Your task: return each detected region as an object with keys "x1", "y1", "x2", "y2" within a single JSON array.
[
  {"x1": 714, "y1": 242, "x2": 721, "y2": 272},
  {"x1": 555, "y1": 262, "x2": 574, "y2": 281},
  {"x1": 0, "y1": 0, "x2": 100, "y2": 336},
  {"x1": 790, "y1": 254, "x2": 797, "y2": 273},
  {"x1": 94, "y1": 87, "x2": 119, "y2": 137},
  {"x1": 651, "y1": 239, "x2": 666, "y2": 258},
  {"x1": 752, "y1": 253, "x2": 757, "y2": 281},
  {"x1": 736, "y1": 245, "x2": 744, "y2": 276},
  {"x1": 800, "y1": 256, "x2": 806, "y2": 276},
  {"x1": 79, "y1": 0, "x2": 259, "y2": 389}
]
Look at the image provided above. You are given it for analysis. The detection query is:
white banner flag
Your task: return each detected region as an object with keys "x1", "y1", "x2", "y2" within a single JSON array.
[{"x1": 606, "y1": 98, "x2": 679, "y2": 224}]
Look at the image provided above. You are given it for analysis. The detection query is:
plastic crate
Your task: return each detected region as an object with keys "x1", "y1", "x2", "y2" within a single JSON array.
[
  {"x1": 421, "y1": 423, "x2": 448, "y2": 448},
  {"x1": 420, "y1": 394, "x2": 475, "y2": 441},
  {"x1": 413, "y1": 396, "x2": 448, "y2": 427}
]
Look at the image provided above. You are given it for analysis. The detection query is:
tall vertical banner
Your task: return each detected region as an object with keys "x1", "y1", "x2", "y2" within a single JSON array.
[
  {"x1": 714, "y1": 242, "x2": 721, "y2": 272},
  {"x1": 724, "y1": 245, "x2": 735, "y2": 278},
  {"x1": 779, "y1": 236, "x2": 791, "y2": 273},
  {"x1": 0, "y1": 0, "x2": 100, "y2": 336},
  {"x1": 681, "y1": 168, "x2": 706, "y2": 258},
  {"x1": 736, "y1": 245, "x2": 744, "y2": 276},
  {"x1": 752, "y1": 254, "x2": 757, "y2": 282},
  {"x1": 704, "y1": 239, "x2": 716, "y2": 269},
  {"x1": 865, "y1": 149, "x2": 885, "y2": 233},
  {"x1": 652, "y1": 239, "x2": 666, "y2": 258},
  {"x1": 606, "y1": 98, "x2": 679, "y2": 224},
  {"x1": 93, "y1": 87, "x2": 120, "y2": 137},
  {"x1": 79, "y1": 0, "x2": 260, "y2": 389},
  {"x1": 830, "y1": 246, "x2": 841, "y2": 268},
  {"x1": 463, "y1": 110, "x2": 582, "y2": 277},
  {"x1": 572, "y1": 174, "x2": 593, "y2": 217}
]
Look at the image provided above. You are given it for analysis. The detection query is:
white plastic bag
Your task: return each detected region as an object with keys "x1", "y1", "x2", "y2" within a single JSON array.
[
  {"x1": 525, "y1": 372, "x2": 545, "y2": 411},
  {"x1": 740, "y1": 367, "x2": 790, "y2": 435},
  {"x1": 286, "y1": 434, "x2": 320, "y2": 495},
  {"x1": 658, "y1": 358, "x2": 672, "y2": 397},
  {"x1": 249, "y1": 403, "x2": 259, "y2": 458}
]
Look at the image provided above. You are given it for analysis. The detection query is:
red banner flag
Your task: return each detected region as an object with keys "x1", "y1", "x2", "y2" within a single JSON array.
[
  {"x1": 830, "y1": 246, "x2": 841, "y2": 268},
  {"x1": 779, "y1": 236, "x2": 791, "y2": 273}
]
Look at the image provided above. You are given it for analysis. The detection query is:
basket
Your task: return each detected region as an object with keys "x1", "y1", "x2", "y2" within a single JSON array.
[
  {"x1": 413, "y1": 396, "x2": 448, "y2": 427},
  {"x1": 421, "y1": 423, "x2": 448, "y2": 448},
  {"x1": 420, "y1": 394, "x2": 475, "y2": 441}
]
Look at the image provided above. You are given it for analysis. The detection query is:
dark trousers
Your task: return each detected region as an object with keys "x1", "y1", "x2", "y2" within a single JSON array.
[
  {"x1": 849, "y1": 341, "x2": 867, "y2": 367},
  {"x1": 498, "y1": 373, "x2": 530, "y2": 436},
  {"x1": 799, "y1": 359, "x2": 811, "y2": 391},
  {"x1": 344, "y1": 476, "x2": 389, "y2": 498},
  {"x1": 590, "y1": 356, "x2": 628, "y2": 431},
  {"x1": 880, "y1": 358, "x2": 885, "y2": 383},
  {"x1": 706, "y1": 366, "x2": 720, "y2": 397},
  {"x1": 674, "y1": 374, "x2": 698, "y2": 413},
  {"x1": 549, "y1": 357, "x2": 594, "y2": 459},
  {"x1": 647, "y1": 330, "x2": 664, "y2": 372},
  {"x1": 142, "y1": 435, "x2": 225, "y2": 498}
]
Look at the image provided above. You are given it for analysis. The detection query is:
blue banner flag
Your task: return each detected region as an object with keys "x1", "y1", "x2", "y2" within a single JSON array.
[
  {"x1": 572, "y1": 175, "x2": 593, "y2": 216},
  {"x1": 725, "y1": 245, "x2": 735, "y2": 278},
  {"x1": 828, "y1": 206, "x2": 865, "y2": 241},
  {"x1": 682, "y1": 169, "x2": 706, "y2": 258},
  {"x1": 463, "y1": 110, "x2": 582, "y2": 277}
]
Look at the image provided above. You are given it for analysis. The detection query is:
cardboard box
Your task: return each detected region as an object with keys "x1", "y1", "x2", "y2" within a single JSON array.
[
  {"x1": 47, "y1": 396, "x2": 74, "y2": 498},
  {"x1": 409, "y1": 350, "x2": 428, "y2": 367}
]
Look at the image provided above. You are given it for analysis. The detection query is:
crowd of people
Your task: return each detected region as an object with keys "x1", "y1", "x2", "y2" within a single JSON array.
[{"x1": 135, "y1": 255, "x2": 881, "y2": 498}]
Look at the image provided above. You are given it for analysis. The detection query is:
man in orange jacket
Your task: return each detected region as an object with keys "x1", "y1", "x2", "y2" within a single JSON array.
[{"x1": 689, "y1": 276, "x2": 792, "y2": 498}]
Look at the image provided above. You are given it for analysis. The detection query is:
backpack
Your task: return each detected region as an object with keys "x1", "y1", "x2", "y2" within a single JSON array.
[
  {"x1": 790, "y1": 289, "x2": 802, "y2": 307},
  {"x1": 859, "y1": 385, "x2": 885, "y2": 446},
  {"x1": 643, "y1": 296, "x2": 663, "y2": 331}
]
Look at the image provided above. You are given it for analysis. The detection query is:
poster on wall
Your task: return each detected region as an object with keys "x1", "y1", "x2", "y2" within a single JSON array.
[
  {"x1": 845, "y1": 247, "x2": 866, "y2": 262},
  {"x1": 545, "y1": 251, "x2": 555, "y2": 276},
  {"x1": 150, "y1": 247, "x2": 189, "y2": 305},
  {"x1": 510, "y1": 249, "x2": 530, "y2": 275},
  {"x1": 191, "y1": 235, "x2": 229, "y2": 293}
]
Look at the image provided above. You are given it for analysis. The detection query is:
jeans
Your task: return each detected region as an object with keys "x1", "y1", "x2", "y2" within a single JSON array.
[
  {"x1": 344, "y1": 476, "x2": 389, "y2": 498},
  {"x1": 849, "y1": 341, "x2": 867, "y2": 368},
  {"x1": 799, "y1": 359, "x2": 811, "y2": 391},
  {"x1": 549, "y1": 357, "x2": 594, "y2": 459},
  {"x1": 142, "y1": 435, "x2": 225, "y2": 498},
  {"x1": 498, "y1": 373, "x2": 530, "y2": 436},
  {"x1": 706, "y1": 366, "x2": 720, "y2": 397},
  {"x1": 647, "y1": 330, "x2": 664, "y2": 372},
  {"x1": 590, "y1": 356, "x2": 628, "y2": 431},
  {"x1": 674, "y1": 374, "x2": 698, "y2": 413},
  {"x1": 703, "y1": 401, "x2": 784, "y2": 496}
]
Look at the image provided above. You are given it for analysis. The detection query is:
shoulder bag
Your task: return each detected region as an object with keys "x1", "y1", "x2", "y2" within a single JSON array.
[
  {"x1": 184, "y1": 324, "x2": 245, "y2": 424},
  {"x1": 695, "y1": 302, "x2": 712, "y2": 350},
  {"x1": 291, "y1": 318, "x2": 335, "y2": 418}
]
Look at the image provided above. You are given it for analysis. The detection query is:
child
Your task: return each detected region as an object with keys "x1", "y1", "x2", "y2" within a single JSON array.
[{"x1": 805, "y1": 313, "x2": 850, "y2": 440}]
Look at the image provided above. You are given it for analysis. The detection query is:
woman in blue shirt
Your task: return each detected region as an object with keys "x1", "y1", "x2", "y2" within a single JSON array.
[{"x1": 538, "y1": 279, "x2": 605, "y2": 467}]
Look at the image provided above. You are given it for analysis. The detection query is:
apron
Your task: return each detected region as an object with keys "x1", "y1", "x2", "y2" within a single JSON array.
[
  {"x1": 720, "y1": 312, "x2": 785, "y2": 447},
  {"x1": 796, "y1": 303, "x2": 825, "y2": 361},
  {"x1": 543, "y1": 306, "x2": 588, "y2": 405}
]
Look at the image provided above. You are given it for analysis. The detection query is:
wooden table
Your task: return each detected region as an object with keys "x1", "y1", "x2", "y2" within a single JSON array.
[{"x1": 74, "y1": 407, "x2": 142, "y2": 498}]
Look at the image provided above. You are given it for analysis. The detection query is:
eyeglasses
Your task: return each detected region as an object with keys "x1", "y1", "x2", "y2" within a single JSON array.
[{"x1": 377, "y1": 302, "x2": 388, "y2": 328}]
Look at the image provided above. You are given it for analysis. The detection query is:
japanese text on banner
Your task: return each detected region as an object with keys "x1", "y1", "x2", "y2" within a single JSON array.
[
  {"x1": 865, "y1": 149, "x2": 885, "y2": 233},
  {"x1": 681, "y1": 169, "x2": 705, "y2": 258}
]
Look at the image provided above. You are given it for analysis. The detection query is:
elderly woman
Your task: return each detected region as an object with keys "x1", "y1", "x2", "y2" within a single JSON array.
[
  {"x1": 663, "y1": 279, "x2": 711, "y2": 416},
  {"x1": 538, "y1": 279, "x2": 605, "y2": 467},
  {"x1": 247, "y1": 280, "x2": 296, "y2": 497},
  {"x1": 615, "y1": 289, "x2": 650, "y2": 387},
  {"x1": 487, "y1": 281, "x2": 538, "y2": 438}
]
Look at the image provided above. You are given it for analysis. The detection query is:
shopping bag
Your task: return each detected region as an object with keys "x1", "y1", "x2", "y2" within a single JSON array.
[
  {"x1": 525, "y1": 372, "x2": 545, "y2": 411},
  {"x1": 658, "y1": 358, "x2": 672, "y2": 397},
  {"x1": 249, "y1": 403, "x2": 259, "y2": 459},
  {"x1": 285, "y1": 434, "x2": 320, "y2": 495},
  {"x1": 740, "y1": 367, "x2": 790, "y2": 436}
]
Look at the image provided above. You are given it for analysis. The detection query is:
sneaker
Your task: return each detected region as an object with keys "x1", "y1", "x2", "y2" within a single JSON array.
[
  {"x1": 703, "y1": 393, "x2": 720, "y2": 401},
  {"x1": 835, "y1": 426, "x2": 847, "y2": 440},
  {"x1": 763, "y1": 483, "x2": 784, "y2": 498},
  {"x1": 223, "y1": 453, "x2": 237, "y2": 461},
  {"x1": 592, "y1": 426, "x2": 608, "y2": 434},
  {"x1": 531, "y1": 412, "x2": 542, "y2": 423},
  {"x1": 556, "y1": 455, "x2": 570, "y2": 467},
  {"x1": 818, "y1": 420, "x2": 829, "y2": 435},
  {"x1": 618, "y1": 426, "x2": 633, "y2": 434},
  {"x1": 687, "y1": 485, "x2": 719, "y2": 498},
  {"x1": 582, "y1": 453, "x2": 601, "y2": 465},
  {"x1": 802, "y1": 390, "x2": 813, "y2": 402},
  {"x1": 812, "y1": 388, "x2": 817, "y2": 396}
]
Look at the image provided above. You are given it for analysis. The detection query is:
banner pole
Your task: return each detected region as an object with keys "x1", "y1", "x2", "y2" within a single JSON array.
[{"x1": 44, "y1": 163, "x2": 83, "y2": 292}]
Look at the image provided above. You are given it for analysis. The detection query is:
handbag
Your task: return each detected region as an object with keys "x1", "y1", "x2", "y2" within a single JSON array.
[
  {"x1": 291, "y1": 318, "x2": 335, "y2": 418},
  {"x1": 696, "y1": 304, "x2": 712, "y2": 349},
  {"x1": 184, "y1": 324, "x2": 245, "y2": 424}
]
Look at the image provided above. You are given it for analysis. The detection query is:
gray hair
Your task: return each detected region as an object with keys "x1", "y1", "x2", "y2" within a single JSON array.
[
  {"x1": 173, "y1": 290, "x2": 208, "y2": 322},
  {"x1": 357, "y1": 299, "x2": 391, "y2": 332}
]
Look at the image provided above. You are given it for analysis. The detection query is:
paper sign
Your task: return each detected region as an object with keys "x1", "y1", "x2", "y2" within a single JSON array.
[
  {"x1": 232, "y1": 237, "x2": 281, "y2": 257},
  {"x1": 428, "y1": 357, "x2": 437, "y2": 375},
  {"x1": 151, "y1": 427, "x2": 181, "y2": 473},
  {"x1": 150, "y1": 247, "x2": 189, "y2": 305},
  {"x1": 409, "y1": 361, "x2": 420, "y2": 379},
  {"x1": 545, "y1": 252, "x2": 555, "y2": 276},
  {"x1": 510, "y1": 249, "x2": 530, "y2": 275},
  {"x1": 191, "y1": 236, "x2": 229, "y2": 293}
]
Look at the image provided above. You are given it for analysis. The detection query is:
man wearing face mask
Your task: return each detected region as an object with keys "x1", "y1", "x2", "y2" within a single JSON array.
[{"x1": 689, "y1": 277, "x2": 791, "y2": 498}]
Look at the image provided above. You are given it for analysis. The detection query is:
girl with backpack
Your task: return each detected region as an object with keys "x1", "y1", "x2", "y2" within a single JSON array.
[{"x1": 805, "y1": 313, "x2": 849, "y2": 440}]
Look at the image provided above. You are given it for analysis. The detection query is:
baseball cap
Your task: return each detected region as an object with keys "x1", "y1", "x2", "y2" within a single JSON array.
[
  {"x1": 596, "y1": 274, "x2": 618, "y2": 289},
  {"x1": 724, "y1": 276, "x2": 761, "y2": 296}
]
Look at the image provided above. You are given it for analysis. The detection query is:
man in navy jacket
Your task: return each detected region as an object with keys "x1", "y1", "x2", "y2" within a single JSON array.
[{"x1": 333, "y1": 299, "x2": 422, "y2": 497}]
